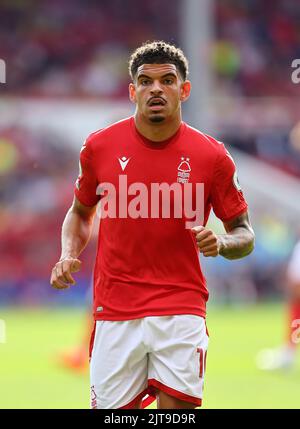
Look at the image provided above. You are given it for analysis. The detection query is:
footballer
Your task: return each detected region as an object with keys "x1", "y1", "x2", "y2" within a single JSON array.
[{"x1": 50, "y1": 41, "x2": 255, "y2": 409}]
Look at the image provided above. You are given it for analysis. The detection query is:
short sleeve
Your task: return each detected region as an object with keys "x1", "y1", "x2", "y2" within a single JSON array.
[
  {"x1": 74, "y1": 137, "x2": 100, "y2": 207},
  {"x1": 210, "y1": 143, "x2": 248, "y2": 222}
]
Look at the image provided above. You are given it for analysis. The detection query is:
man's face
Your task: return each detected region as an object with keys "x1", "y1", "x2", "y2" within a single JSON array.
[{"x1": 129, "y1": 63, "x2": 191, "y2": 123}]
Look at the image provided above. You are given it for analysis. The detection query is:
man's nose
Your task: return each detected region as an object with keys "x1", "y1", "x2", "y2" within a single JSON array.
[{"x1": 150, "y1": 80, "x2": 163, "y2": 94}]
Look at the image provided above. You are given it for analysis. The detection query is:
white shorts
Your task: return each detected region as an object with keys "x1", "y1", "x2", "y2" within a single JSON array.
[{"x1": 89, "y1": 315, "x2": 209, "y2": 409}]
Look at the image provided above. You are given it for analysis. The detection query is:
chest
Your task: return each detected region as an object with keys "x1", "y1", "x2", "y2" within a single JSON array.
[{"x1": 94, "y1": 141, "x2": 214, "y2": 190}]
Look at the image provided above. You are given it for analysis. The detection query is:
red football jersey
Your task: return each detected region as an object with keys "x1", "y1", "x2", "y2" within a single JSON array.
[{"x1": 75, "y1": 117, "x2": 248, "y2": 321}]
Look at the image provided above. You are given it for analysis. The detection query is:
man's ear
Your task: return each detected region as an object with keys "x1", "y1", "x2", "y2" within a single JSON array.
[
  {"x1": 180, "y1": 80, "x2": 191, "y2": 102},
  {"x1": 129, "y1": 83, "x2": 136, "y2": 103}
]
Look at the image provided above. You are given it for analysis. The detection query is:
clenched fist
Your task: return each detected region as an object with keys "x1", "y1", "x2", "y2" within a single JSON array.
[
  {"x1": 50, "y1": 257, "x2": 82, "y2": 289},
  {"x1": 191, "y1": 226, "x2": 221, "y2": 257}
]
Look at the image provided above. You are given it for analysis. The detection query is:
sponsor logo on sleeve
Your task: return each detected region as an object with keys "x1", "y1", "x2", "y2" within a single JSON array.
[{"x1": 233, "y1": 171, "x2": 242, "y2": 191}]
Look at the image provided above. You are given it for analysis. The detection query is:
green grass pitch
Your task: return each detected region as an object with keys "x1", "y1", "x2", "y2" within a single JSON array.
[{"x1": 0, "y1": 303, "x2": 299, "y2": 409}]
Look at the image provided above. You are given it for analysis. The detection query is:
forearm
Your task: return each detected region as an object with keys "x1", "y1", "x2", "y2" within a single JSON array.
[
  {"x1": 60, "y1": 208, "x2": 94, "y2": 260},
  {"x1": 218, "y1": 226, "x2": 255, "y2": 260}
]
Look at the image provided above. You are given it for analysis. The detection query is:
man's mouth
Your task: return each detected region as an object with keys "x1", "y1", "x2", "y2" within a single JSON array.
[
  {"x1": 148, "y1": 97, "x2": 166, "y2": 107},
  {"x1": 147, "y1": 97, "x2": 166, "y2": 111}
]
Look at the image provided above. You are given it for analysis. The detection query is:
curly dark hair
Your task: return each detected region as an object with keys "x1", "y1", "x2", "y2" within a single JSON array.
[{"x1": 129, "y1": 40, "x2": 189, "y2": 81}]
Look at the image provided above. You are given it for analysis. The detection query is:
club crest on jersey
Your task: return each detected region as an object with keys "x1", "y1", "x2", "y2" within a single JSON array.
[{"x1": 177, "y1": 157, "x2": 191, "y2": 183}]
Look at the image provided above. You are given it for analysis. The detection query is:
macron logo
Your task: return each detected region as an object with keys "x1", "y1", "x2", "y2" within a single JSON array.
[{"x1": 118, "y1": 156, "x2": 131, "y2": 171}]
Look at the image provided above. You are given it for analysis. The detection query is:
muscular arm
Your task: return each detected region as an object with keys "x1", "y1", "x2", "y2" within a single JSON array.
[
  {"x1": 60, "y1": 196, "x2": 96, "y2": 260},
  {"x1": 192, "y1": 211, "x2": 255, "y2": 260},
  {"x1": 50, "y1": 197, "x2": 97, "y2": 289},
  {"x1": 218, "y1": 212, "x2": 255, "y2": 260}
]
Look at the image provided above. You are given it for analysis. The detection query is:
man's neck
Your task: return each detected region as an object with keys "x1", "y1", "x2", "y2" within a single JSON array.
[{"x1": 134, "y1": 113, "x2": 182, "y2": 142}]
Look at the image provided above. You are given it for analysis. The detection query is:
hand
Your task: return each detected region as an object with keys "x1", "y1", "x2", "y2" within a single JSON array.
[
  {"x1": 50, "y1": 257, "x2": 82, "y2": 289},
  {"x1": 191, "y1": 226, "x2": 221, "y2": 257}
]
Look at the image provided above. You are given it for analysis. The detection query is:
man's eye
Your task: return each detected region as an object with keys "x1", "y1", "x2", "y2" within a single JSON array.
[
  {"x1": 141, "y1": 80, "x2": 151, "y2": 86},
  {"x1": 164, "y1": 79, "x2": 174, "y2": 85}
]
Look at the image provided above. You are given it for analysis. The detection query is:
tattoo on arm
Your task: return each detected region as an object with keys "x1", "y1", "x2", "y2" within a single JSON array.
[{"x1": 218, "y1": 212, "x2": 255, "y2": 260}]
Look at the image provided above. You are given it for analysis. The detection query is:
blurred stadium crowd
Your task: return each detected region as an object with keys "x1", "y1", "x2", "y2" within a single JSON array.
[
  {"x1": 215, "y1": 0, "x2": 300, "y2": 97},
  {"x1": 0, "y1": 0, "x2": 299, "y2": 305},
  {"x1": 0, "y1": 126, "x2": 97, "y2": 304},
  {"x1": 1, "y1": 0, "x2": 300, "y2": 98},
  {"x1": 0, "y1": 0, "x2": 178, "y2": 98}
]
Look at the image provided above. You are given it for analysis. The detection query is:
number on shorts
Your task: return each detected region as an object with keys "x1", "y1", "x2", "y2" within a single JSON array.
[{"x1": 197, "y1": 348, "x2": 207, "y2": 378}]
